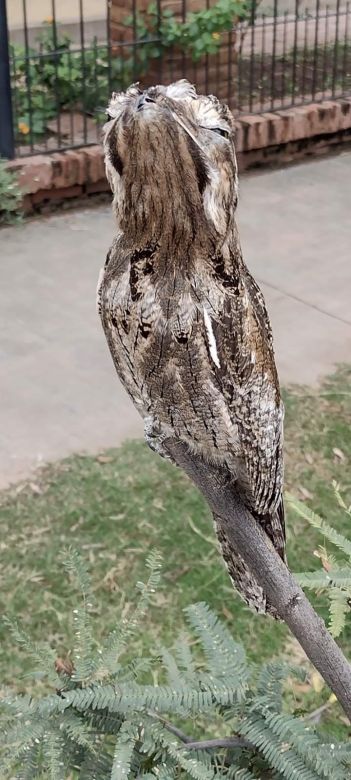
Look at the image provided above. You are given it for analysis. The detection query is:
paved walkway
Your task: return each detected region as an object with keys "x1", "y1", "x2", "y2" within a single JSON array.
[{"x1": 1, "y1": 152, "x2": 351, "y2": 487}]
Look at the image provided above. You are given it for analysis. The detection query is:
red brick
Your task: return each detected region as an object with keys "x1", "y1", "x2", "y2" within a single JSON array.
[
  {"x1": 31, "y1": 184, "x2": 83, "y2": 205},
  {"x1": 7, "y1": 155, "x2": 53, "y2": 194},
  {"x1": 81, "y1": 146, "x2": 105, "y2": 183},
  {"x1": 51, "y1": 150, "x2": 87, "y2": 189},
  {"x1": 289, "y1": 106, "x2": 314, "y2": 140},
  {"x1": 51, "y1": 152, "x2": 72, "y2": 189},
  {"x1": 21, "y1": 194, "x2": 34, "y2": 214},
  {"x1": 239, "y1": 114, "x2": 269, "y2": 151},
  {"x1": 275, "y1": 109, "x2": 296, "y2": 144},
  {"x1": 299, "y1": 103, "x2": 322, "y2": 137},
  {"x1": 260, "y1": 112, "x2": 285, "y2": 146},
  {"x1": 234, "y1": 120, "x2": 244, "y2": 153},
  {"x1": 315, "y1": 101, "x2": 341, "y2": 135},
  {"x1": 285, "y1": 107, "x2": 309, "y2": 141},
  {"x1": 65, "y1": 149, "x2": 87, "y2": 185},
  {"x1": 85, "y1": 179, "x2": 111, "y2": 195},
  {"x1": 339, "y1": 99, "x2": 351, "y2": 130}
]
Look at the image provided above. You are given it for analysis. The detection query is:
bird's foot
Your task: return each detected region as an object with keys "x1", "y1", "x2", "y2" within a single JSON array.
[{"x1": 144, "y1": 416, "x2": 174, "y2": 462}]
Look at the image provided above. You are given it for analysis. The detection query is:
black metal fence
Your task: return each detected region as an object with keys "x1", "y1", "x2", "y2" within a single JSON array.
[{"x1": 1, "y1": 0, "x2": 350, "y2": 159}]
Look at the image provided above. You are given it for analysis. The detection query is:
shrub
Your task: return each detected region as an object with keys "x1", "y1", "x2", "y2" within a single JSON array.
[
  {"x1": 1, "y1": 549, "x2": 350, "y2": 778},
  {"x1": 0, "y1": 159, "x2": 23, "y2": 225},
  {"x1": 289, "y1": 483, "x2": 351, "y2": 638}
]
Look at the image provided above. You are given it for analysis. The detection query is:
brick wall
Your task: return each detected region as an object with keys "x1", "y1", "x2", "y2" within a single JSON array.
[{"x1": 7, "y1": 98, "x2": 351, "y2": 214}]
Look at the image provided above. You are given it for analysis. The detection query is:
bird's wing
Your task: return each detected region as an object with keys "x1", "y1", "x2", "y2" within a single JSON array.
[{"x1": 194, "y1": 255, "x2": 284, "y2": 518}]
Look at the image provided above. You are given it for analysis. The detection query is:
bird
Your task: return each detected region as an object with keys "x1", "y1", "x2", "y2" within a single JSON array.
[{"x1": 97, "y1": 79, "x2": 285, "y2": 616}]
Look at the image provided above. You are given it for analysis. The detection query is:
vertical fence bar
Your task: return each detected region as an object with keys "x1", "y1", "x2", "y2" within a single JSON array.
[
  {"x1": 302, "y1": 9, "x2": 308, "y2": 101},
  {"x1": 291, "y1": 0, "x2": 300, "y2": 105},
  {"x1": 270, "y1": 0, "x2": 278, "y2": 110},
  {"x1": 192, "y1": 53, "x2": 198, "y2": 91},
  {"x1": 106, "y1": 0, "x2": 112, "y2": 97},
  {"x1": 0, "y1": 0, "x2": 15, "y2": 158},
  {"x1": 260, "y1": 12, "x2": 266, "y2": 111},
  {"x1": 342, "y1": 2, "x2": 350, "y2": 93},
  {"x1": 332, "y1": 0, "x2": 341, "y2": 96},
  {"x1": 215, "y1": 44, "x2": 220, "y2": 96},
  {"x1": 22, "y1": 0, "x2": 34, "y2": 152},
  {"x1": 181, "y1": 0, "x2": 186, "y2": 77},
  {"x1": 226, "y1": 28, "x2": 233, "y2": 107},
  {"x1": 156, "y1": 0, "x2": 163, "y2": 86},
  {"x1": 51, "y1": 0, "x2": 62, "y2": 149},
  {"x1": 249, "y1": 0, "x2": 256, "y2": 112},
  {"x1": 68, "y1": 47, "x2": 74, "y2": 146},
  {"x1": 312, "y1": 0, "x2": 320, "y2": 100},
  {"x1": 132, "y1": 0, "x2": 137, "y2": 81},
  {"x1": 322, "y1": 6, "x2": 329, "y2": 99},
  {"x1": 10, "y1": 45, "x2": 18, "y2": 152},
  {"x1": 79, "y1": 0, "x2": 87, "y2": 144},
  {"x1": 169, "y1": 43, "x2": 175, "y2": 82},
  {"x1": 237, "y1": 21, "x2": 242, "y2": 112},
  {"x1": 40, "y1": 42, "x2": 48, "y2": 151},
  {"x1": 281, "y1": 11, "x2": 288, "y2": 107},
  {"x1": 93, "y1": 36, "x2": 99, "y2": 141},
  {"x1": 205, "y1": 0, "x2": 210, "y2": 94}
]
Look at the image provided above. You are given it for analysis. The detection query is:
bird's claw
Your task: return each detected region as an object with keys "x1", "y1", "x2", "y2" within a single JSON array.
[{"x1": 144, "y1": 416, "x2": 174, "y2": 462}]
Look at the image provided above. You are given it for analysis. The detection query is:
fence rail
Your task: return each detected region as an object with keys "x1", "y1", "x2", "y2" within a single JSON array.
[{"x1": 1, "y1": 0, "x2": 350, "y2": 158}]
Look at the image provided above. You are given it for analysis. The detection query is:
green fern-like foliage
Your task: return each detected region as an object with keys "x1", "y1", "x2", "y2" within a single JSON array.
[
  {"x1": 1, "y1": 550, "x2": 350, "y2": 779},
  {"x1": 288, "y1": 484, "x2": 351, "y2": 637}
]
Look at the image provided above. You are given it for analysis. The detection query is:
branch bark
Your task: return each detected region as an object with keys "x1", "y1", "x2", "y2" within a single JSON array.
[
  {"x1": 148, "y1": 710, "x2": 253, "y2": 751},
  {"x1": 164, "y1": 438, "x2": 351, "y2": 722}
]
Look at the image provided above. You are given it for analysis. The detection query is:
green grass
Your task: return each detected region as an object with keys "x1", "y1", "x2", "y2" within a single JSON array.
[{"x1": 0, "y1": 366, "x2": 350, "y2": 739}]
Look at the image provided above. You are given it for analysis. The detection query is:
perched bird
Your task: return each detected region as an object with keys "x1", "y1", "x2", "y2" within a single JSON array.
[{"x1": 98, "y1": 80, "x2": 285, "y2": 616}]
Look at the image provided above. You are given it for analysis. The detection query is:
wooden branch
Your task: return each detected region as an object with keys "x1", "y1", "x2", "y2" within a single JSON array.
[
  {"x1": 181, "y1": 737, "x2": 253, "y2": 751},
  {"x1": 148, "y1": 710, "x2": 253, "y2": 751},
  {"x1": 147, "y1": 711, "x2": 192, "y2": 743},
  {"x1": 164, "y1": 438, "x2": 351, "y2": 722}
]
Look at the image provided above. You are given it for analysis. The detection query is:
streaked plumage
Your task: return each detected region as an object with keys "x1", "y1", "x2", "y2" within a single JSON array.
[{"x1": 98, "y1": 80, "x2": 285, "y2": 616}]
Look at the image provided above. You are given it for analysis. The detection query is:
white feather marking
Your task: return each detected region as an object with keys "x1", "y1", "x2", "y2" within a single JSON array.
[
  {"x1": 203, "y1": 308, "x2": 221, "y2": 369},
  {"x1": 170, "y1": 111, "x2": 204, "y2": 153},
  {"x1": 165, "y1": 80, "x2": 197, "y2": 100},
  {"x1": 96, "y1": 267, "x2": 105, "y2": 314}
]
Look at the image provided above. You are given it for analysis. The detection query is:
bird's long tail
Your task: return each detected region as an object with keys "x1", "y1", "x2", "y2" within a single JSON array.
[{"x1": 213, "y1": 498, "x2": 286, "y2": 618}]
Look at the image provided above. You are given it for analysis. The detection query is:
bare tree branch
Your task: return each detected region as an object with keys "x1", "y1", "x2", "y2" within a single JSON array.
[
  {"x1": 148, "y1": 710, "x2": 253, "y2": 751},
  {"x1": 147, "y1": 710, "x2": 192, "y2": 743},
  {"x1": 164, "y1": 438, "x2": 351, "y2": 722},
  {"x1": 181, "y1": 737, "x2": 253, "y2": 751}
]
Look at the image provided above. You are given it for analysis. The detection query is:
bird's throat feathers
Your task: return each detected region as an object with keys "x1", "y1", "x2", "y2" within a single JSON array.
[{"x1": 108, "y1": 113, "x2": 219, "y2": 253}]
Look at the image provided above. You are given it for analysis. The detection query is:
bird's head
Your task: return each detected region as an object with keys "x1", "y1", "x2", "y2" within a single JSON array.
[{"x1": 103, "y1": 80, "x2": 238, "y2": 242}]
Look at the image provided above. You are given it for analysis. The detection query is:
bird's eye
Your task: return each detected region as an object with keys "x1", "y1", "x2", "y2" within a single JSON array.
[
  {"x1": 212, "y1": 127, "x2": 230, "y2": 139},
  {"x1": 105, "y1": 111, "x2": 113, "y2": 121}
]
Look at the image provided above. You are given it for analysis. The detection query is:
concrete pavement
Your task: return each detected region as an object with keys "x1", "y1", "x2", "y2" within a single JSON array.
[{"x1": 1, "y1": 152, "x2": 351, "y2": 487}]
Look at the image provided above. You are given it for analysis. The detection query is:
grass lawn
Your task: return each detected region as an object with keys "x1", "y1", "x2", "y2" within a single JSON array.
[{"x1": 0, "y1": 366, "x2": 350, "y2": 740}]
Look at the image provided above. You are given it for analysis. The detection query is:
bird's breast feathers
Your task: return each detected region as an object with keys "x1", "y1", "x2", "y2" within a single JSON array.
[{"x1": 98, "y1": 249, "x2": 283, "y2": 513}]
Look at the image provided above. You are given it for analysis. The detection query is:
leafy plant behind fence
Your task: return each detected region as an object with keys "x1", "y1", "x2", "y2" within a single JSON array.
[{"x1": 11, "y1": 0, "x2": 247, "y2": 146}]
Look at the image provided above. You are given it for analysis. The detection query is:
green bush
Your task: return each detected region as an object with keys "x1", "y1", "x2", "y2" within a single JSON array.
[
  {"x1": 289, "y1": 484, "x2": 351, "y2": 638},
  {"x1": 0, "y1": 159, "x2": 23, "y2": 225},
  {"x1": 1, "y1": 549, "x2": 350, "y2": 778},
  {"x1": 128, "y1": 0, "x2": 247, "y2": 61}
]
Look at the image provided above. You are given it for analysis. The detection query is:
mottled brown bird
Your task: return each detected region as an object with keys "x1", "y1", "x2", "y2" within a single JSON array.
[{"x1": 98, "y1": 80, "x2": 285, "y2": 616}]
